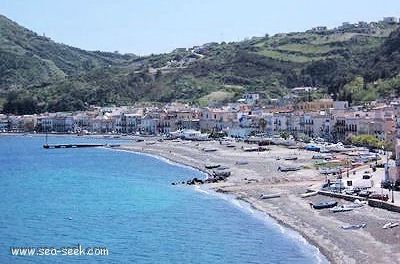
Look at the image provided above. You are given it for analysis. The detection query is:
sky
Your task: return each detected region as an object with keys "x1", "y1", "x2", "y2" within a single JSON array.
[{"x1": 1, "y1": 0, "x2": 400, "y2": 55}]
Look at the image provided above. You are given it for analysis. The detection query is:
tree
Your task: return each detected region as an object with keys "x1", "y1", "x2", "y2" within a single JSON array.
[
  {"x1": 347, "y1": 134, "x2": 386, "y2": 149},
  {"x1": 258, "y1": 118, "x2": 266, "y2": 132}
]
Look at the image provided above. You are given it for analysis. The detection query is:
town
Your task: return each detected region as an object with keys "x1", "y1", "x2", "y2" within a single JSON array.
[{"x1": 1, "y1": 91, "x2": 398, "y2": 145}]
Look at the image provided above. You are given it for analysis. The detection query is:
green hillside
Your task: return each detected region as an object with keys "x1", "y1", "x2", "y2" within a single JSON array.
[{"x1": 1, "y1": 14, "x2": 400, "y2": 114}]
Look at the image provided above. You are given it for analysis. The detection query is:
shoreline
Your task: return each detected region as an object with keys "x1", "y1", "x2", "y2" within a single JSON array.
[
  {"x1": 112, "y1": 137, "x2": 400, "y2": 264},
  {"x1": 111, "y1": 145, "x2": 329, "y2": 262}
]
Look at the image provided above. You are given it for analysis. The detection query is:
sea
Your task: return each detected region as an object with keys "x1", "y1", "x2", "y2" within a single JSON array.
[{"x1": 0, "y1": 135, "x2": 329, "y2": 263}]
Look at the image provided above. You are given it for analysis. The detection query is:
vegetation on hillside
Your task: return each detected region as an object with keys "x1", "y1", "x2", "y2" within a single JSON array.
[{"x1": 1, "y1": 14, "x2": 400, "y2": 114}]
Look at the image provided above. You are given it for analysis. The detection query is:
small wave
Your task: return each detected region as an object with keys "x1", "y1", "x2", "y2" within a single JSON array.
[{"x1": 193, "y1": 186, "x2": 210, "y2": 195}]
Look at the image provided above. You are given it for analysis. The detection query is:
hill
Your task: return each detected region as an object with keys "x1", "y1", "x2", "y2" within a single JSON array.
[{"x1": 1, "y1": 15, "x2": 400, "y2": 114}]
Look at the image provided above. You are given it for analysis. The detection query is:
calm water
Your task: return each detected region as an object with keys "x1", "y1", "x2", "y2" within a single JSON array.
[{"x1": 0, "y1": 135, "x2": 328, "y2": 263}]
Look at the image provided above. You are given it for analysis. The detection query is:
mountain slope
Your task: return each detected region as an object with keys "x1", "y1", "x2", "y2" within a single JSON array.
[
  {"x1": 0, "y1": 15, "x2": 135, "y2": 90},
  {"x1": 368, "y1": 27, "x2": 400, "y2": 80},
  {"x1": 1, "y1": 14, "x2": 400, "y2": 114}
]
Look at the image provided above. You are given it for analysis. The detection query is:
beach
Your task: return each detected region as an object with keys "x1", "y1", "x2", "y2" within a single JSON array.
[{"x1": 116, "y1": 138, "x2": 400, "y2": 264}]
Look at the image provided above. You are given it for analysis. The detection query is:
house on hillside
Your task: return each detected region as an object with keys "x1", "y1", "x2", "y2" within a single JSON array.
[
  {"x1": 238, "y1": 93, "x2": 260, "y2": 106},
  {"x1": 382, "y1": 17, "x2": 398, "y2": 24},
  {"x1": 295, "y1": 99, "x2": 334, "y2": 112}
]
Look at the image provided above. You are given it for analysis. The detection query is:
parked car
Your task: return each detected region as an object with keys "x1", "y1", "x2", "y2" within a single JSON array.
[
  {"x1": 343, "y1": 188, "x2": 356, "y2": 195},
  {"x1": 351, "y1": 161, "x2": 364, "y2": 167},
  {"x1": 375, "y1": 163, "x2": 385, "y2": 168},
  {"x1": 358, "y1": 189, "x2": 371, "y2": 197},
  {"x1": 395, "y1": 179, "x2": 400, "y2": 191},
  {"x1": 381, "y1": 180, "x2": 392, "y2": 189},
  {"x1": 368, "y1": 193, "x2": 389, "y2": 201}
]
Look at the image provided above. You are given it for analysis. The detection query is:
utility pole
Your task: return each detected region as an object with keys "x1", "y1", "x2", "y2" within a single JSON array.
[{"x1": 391, "y1": 181, "x2": 395, "y2": 203}]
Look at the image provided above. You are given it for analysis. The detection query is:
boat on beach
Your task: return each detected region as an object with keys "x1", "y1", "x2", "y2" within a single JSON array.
[
  {"x1": 205, "y1": 164, "x2": 220, "y2": 169},
  {"x1": 341, "y1": 223, "x2": 367, "y2": 230},
  {"x1": 203, "y1": 148, "x2": 217, "y2": 152},
  {"x1": 283, "y1": 156, "x2": 298, "y2": 160},
  {"x1": 344, "y1": 200, "x2": 366, "y2": 208},
  {"x1": 278, "y1": 166, "x2": 301, "y2": 172},
  {"x1": 330, "y1": 205, "x2": 353, "y2": 212},
  {"x1": 243, "y1": 146, "x2": 270, "y2": 152},
  {"x1": 382, "y1": 222, "x2": 399, "y2": 229},
  {"x1": 312, "y1": 200, "x2": 337, "y2": 209},
  {"x1": 260, "y1": 193, "x2": 281, "y2": 199},
  {"x1": 300, "y1": 191, "x2": 318, "y2": 198}
]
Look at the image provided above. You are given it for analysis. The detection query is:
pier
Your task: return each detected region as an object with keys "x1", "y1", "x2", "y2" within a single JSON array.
[{"x1": 43, "y1": 143, "x2": 105, "y2": 149}]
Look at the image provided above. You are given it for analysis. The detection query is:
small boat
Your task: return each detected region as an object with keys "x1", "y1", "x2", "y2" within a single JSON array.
[
  {"x1": 260, "y1": 193, "x2": 281, "y2": 199},
  {"x1": 312, "y1": 200, "x2": 337, "y2": 209},
  {"x1": 212, "y1": 170, "x2": 231, "y2": 177},
  {"x1": 341, "y1": 223, "x2": 367, "y2": 230},
  {"x1": 215, "y1": 165, "x2": 229, "y2": 170},
  {"x1": 346, "y1": 200, "x2": 366, "y2": 208},
  {"x1": 106, "y1": 144, "x2": 121, "y2": 148},
  {"x1": 243, "y1": 146, "x2": 270, "y2": 152},
  {"x1": 278, "y1": 166, "x2": 301, "y2": 172},
  {"x1": 203, "y1": 148, "x2": 217, "y2": 152},
  {"x1": 330, "y1": 205, "x2": 353, "y2": 212},
  {"x1": 205, "y1": 164, "x2": 220, "y2": 169},
  {"x1": 300, "y1": 191, "x2": 318, "y2": 198},
  {"x1": 383, "y1": 222, "x2": 399, "y2": 229},
  {"x1": 235, "y1": 160, "x2": 249, "y2": 165}
]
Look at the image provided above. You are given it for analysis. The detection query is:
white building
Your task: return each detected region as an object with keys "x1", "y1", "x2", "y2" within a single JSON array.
[{"x1": 239, "y1": 93, "x2": 260, "y2": 106}]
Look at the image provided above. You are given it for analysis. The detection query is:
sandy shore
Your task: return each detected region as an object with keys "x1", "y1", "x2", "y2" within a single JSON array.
[{"x1": 113, "y1": 138, "x2": 399, "y2": 264}]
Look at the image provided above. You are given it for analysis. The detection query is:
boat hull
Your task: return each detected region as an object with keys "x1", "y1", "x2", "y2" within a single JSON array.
[{"x1": 312, "y1": 201, "x2": 338, "y2": 209}]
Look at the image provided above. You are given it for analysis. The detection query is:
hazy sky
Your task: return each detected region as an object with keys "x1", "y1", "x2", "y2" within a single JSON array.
[{"x1": 1, "y1": 0, "x2": 400, "y2": 55}]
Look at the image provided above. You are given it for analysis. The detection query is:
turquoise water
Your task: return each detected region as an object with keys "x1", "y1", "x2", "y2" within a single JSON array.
[{"x1": 0, "y1": 136, "x2": 328, "y2": 263}]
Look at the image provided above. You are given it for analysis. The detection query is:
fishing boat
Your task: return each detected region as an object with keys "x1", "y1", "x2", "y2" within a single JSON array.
[
  {"x1": 243, "y1": 146, "x2": 270, "y2": 152},
  {"x1": 212, "y1": 170, "x2": 231, "y2": 177},
  {"x1": 330, "y1": 205, "x2": 353, "y2": 212},
  {"x1": 312, "y1": 200, "x2": 337, "y2": 209},
  {"x1": 203, "y1": 148, "x2": 217, "y2": 152},
  {"x1": 346, "y1": 200, "x2": 366, "y2": 208},
  {"x1": 283, "y1": 156, "x2": 298, "y2": 160},
  {"x1": 300, "y1": 191, "x2": 318, "y2": 198},
  {"x1": 341, "y1": 223, "x2": 367, "y2": 230},
  {"x1": 383, "y1": 222, "x2": 399, "y2": 229},
  {"x1": 205, "y1": 164, "x2": 221, "y2": 169},
  {"x1": 260, "y1": 193, "x2": 281, "y2": 199},
  {"x1": 278, "y1": 166, "x2": 301, "y2": 172}
]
